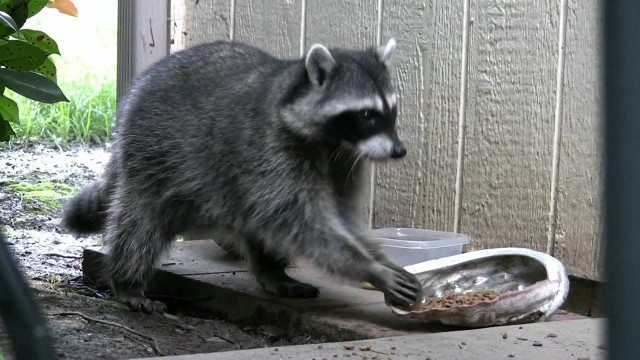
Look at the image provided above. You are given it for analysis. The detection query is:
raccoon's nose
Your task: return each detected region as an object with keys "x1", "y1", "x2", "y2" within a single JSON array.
[{"x1": 391, "y1": 144, "x2": 407, "y2": 159}]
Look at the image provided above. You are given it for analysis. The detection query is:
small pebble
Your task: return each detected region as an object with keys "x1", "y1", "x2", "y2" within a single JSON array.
[
  {"x1": 359, "y1": 346, "x2": 371, "y2": 351},
  {"x1": 390, "y1": 346, "x2": 397, "y2": 350},
  {"x1": 344, "y1": 345, "x2": 355, "y2": 351},
  {"x1": 461, "y1": 342, "x2": 466, "y2": 345},
  {"x1": 502, "y1": 333, "x2": 508, "y2": 339},
  {"x1": 533, "y1": 341, "x2": 543, "y2": 347},
  {"x1": 546, "y1": 333, "x2": 558, "y2": 338},
  {"x1": 508, "y1": 355, "x2": 515, "y2": 358}
]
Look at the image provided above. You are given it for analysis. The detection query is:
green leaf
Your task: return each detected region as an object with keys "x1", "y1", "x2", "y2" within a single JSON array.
[
  {"x1": 27, "y1": 0, "x2": 49, "y2": 18},
  {"x1": 19, "y1": 29, "x2": 60, "y2": 55},
  {"x1": 33, "y1": 56, "x2": 56, "y2": 82},
  {"x1": 0, "y1": 68, "x2": 68, "y2": 103},
  {"x1": 0, "y1": 115, "x2": 16, "y2": 141},
  {"x1": 0, "y1": 10, "x2": 18, "y2": 34},
  {"x1": 0, "y1": 0, "x2": 28, "y2": 36},
  {"x1": 0, "y1": 40, "x2": 48, "y2": 71},
  {"x1": 0, "y1": 94, "x2": 19, "y2": 123}
]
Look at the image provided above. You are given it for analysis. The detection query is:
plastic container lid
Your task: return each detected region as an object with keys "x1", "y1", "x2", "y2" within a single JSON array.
[{"x1": 372, "y1": 228, "x2": 470, "y2": 249}]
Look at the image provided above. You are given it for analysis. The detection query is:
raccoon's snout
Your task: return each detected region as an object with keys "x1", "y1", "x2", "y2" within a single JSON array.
[
  {"x1": 391, "y1": 143, "x2": 407, "y2": 159},
  {"x1": 357, "y1": 134, "x2": 407, "y2": 161}
]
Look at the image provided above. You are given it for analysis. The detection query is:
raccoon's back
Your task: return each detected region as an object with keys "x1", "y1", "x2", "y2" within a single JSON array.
[
  {"x1": 121, "y1": 41, "x2": 287, "y2": 131},
  {"x1": 112, "y1": 41, "x2": 296, "y2": 197}
]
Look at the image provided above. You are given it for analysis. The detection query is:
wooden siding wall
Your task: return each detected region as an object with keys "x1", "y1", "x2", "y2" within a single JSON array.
[{"x1": 124, "y1": 0, "x2": 603, "y2": 280}]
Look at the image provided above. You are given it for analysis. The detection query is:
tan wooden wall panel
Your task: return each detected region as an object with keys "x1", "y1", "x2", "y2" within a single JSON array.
[
  {"x1": 304, "y1": 1, "x2": 379, "y2": 49},
  {"x1": 172, "y1": 0, "x2": 232, "y2": 49},
  {"x1": 117, "y1": 0, "x2": 170, "y2": 99},
  {"x1": 461, "y1": 0, "x2": 559, "y2": 252},
  {"x1": 234, "y1": 0, "x2": 302, "y2": 58},
  {"x1": 556, "y1": 0, "x2": 604, "y2": 280},
  {"x1": 373, "y1": 2, "x2": 463, "y2": 232}
]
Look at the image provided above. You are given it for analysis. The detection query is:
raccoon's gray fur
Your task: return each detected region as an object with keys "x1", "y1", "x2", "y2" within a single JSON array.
[{"x1": 62, "y1": 39, "x2": 422, "y2": 313}]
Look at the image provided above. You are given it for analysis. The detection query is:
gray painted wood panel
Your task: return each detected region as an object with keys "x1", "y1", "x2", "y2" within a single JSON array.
[
  {"x1": 116, "y1": 0, "x2": 170, "y2": 100},
  {"x1": 373, "y1": 2, "x2": 463, "y2": 232},
  {"x1": 304, "y1": 1, "x2": 379, "y2": 49},
  {"x1": 556, "y1": 0, "x2": 603, "y2": 280},
  {"x1": 173, "y1": 0, "x2": 232, "y2": 48},
  {"x1": 461, "y1": 0, "x2": 559, "y2": 252},
  {"x1": 234, "y1": 0, "x2": 302, "y2": 59}
]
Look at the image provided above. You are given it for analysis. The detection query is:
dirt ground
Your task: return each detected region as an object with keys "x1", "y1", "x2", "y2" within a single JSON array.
[{"x1": 0, "y1": 144, "x2": 319, "y2": 360}]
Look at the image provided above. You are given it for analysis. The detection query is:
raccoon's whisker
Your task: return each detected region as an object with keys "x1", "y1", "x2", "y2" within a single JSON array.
[
  {"x1": 329, "y1": 147, "x2": 341, "y2": 163},
  {"x1": 329, "y1": 146, "x2": 346, "y2": 164},
  {"x1": 346, "y1": 153, "x2": 364, "y2": 184}
]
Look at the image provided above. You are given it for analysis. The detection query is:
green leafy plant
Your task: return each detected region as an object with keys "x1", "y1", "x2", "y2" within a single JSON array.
[{"x1": 0, "y1": 0, "x2": 77, "y2": 142}]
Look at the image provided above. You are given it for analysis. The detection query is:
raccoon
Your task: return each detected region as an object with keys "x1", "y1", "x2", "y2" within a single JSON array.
[{"x1": 62, "y1": 39, "x2": 422, "y2": 313}]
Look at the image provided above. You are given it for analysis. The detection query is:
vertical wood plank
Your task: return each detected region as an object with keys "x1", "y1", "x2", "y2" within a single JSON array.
[
  {"x1": 304, "y1": 1, "x2": 378, "y2": 49},
  {"x1": 177, "y1": 0, "x2": 232, "y2": 48},
  {"x1": 117, "y1": 0, "x2": 170, "y2": 100},
  {"x1": 373, "y1": 1, "x2": 463, "y2": 231},
  {"x1": 555, "y1": 0, "x2": 603, "y2": 280},
  {"x1": 170, "y1": 0, "x2": 188, "y2": 52},
  {"x1": 462, "y1": 0, "x2": 559, "y2": 251},
  {"x1": 233, "y1": 0, "x2": 302, "y2": 58}
]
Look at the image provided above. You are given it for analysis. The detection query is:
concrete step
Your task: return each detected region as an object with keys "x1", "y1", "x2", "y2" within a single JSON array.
[{"x1": 139, "y1": 318, "x2": 605, "y2": 360}]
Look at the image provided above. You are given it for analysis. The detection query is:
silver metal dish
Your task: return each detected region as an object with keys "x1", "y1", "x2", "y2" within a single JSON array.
[{"x1": 391, "y1": 247, "x2": 570, "y2": 327}]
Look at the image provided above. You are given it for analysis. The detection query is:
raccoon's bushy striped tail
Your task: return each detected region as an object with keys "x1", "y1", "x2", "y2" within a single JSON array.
[{"x1": 61, "y1": 168, "x2": 114, "y2": 236}]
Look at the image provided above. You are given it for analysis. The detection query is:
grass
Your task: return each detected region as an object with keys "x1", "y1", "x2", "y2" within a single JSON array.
[
  {"x1": 7, "y1": 76, "x2": 116, "y2": 147},
  {"x1": 2, "y1": 0, "x2": 118, "y2": 148}
]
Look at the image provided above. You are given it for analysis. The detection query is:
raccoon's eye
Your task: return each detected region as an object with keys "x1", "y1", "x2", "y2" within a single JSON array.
[{"x1": 358, "y1": 110, "x2": 376, "y2": 126}]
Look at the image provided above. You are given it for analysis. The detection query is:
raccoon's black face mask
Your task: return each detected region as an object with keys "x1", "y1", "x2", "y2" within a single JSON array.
[
  {"x1": 323, "y1": 105, "x2": 406, "y2": 160},
  {"x1": 303, "y1": 39, "x2": 407, "y2": 161}
]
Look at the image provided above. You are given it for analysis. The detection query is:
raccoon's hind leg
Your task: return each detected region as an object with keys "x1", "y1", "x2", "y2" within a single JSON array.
[
  {"x1": 245, "y1": 238, "x2": 319, "y2": 298},
  {"x1": 105, "y1": 200, "x2": 175, "y2": 314}
]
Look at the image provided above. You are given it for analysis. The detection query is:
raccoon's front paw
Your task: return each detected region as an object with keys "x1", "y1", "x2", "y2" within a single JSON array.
[
  {"x1": 257, "y1": 270, "x2": 320, "y2": 298},
  {"x1": 126, "y1": 297, "x2": 168, "y2": 314},
  {"x1": 368, "y1": 262, "x2": 423, "y2": 308},
  {"x1": 112, "y1": 281, "x2": 167, "y2": 314}
]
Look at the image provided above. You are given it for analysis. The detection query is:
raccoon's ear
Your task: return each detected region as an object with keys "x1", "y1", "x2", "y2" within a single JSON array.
[
  {"x1": 305, "y1": 44, "x2": 336, "y2": 87},
  {"x1": 376, "y1": 38, "x2": 397, "y2": 65}
]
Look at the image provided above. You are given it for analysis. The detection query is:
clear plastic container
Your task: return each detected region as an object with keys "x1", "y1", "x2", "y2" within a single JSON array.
[{"x1": 372, "y1": 228, "x2": 470, "y2": 267}]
